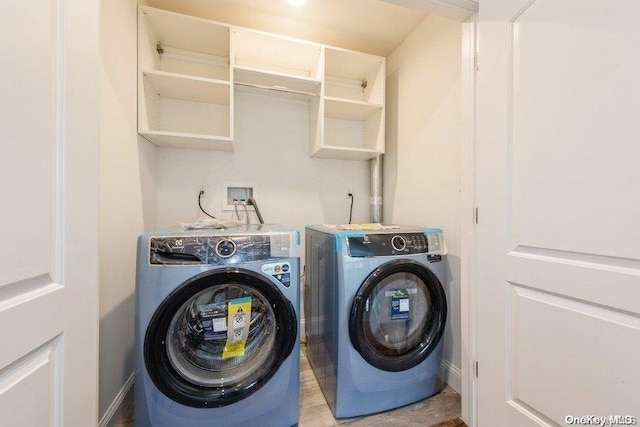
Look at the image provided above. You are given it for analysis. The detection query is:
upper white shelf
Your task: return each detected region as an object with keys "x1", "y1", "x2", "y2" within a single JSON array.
[
  {"x1": 140, "y1": 6, "x2": 230, "y2": 59},
  {"x1": 325, "y1": 48, "x2": 384, "y2": 83},
  {"x1": 233, "y1": 28, "x2": 323, "y2": 81},
  {"x1": 324, "y1": 47, "x2": 385, "y2": 105}
]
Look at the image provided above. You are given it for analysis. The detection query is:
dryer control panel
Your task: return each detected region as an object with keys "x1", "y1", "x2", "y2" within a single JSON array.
[
  {"x1": 149, "y1": 234, "x2": 289, "y2": 265},
  {"x1": 346, "y1": 233, "x2": 430, "y2": 257}
]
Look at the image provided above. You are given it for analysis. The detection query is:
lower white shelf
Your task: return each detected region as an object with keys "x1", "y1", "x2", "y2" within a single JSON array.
[
  {"x1": 310, "y1": 145, "x2": 382, "y2": 161},
  {"x1": 139, "y1": 130, "x2": 234, "y2": 151},
  {"x1": 324, "y1": 97, "x2": 383, "y2": 121},
  {"x1": 142, "y1": 70, "x2": 231, "y2": 104}
]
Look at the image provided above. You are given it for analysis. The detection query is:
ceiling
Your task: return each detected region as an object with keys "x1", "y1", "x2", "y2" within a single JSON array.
[{"x1": 144, "y1": 0, "x2": 428, "y2": 57}]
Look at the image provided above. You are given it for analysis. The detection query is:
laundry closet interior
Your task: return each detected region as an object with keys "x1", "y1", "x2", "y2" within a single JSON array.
[{"x1": 99, "y1": 0, "x2": 476, "y2": 425}]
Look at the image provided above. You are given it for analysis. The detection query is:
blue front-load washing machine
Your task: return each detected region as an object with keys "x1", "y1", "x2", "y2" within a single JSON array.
[
  {"x1": 305, "y1": 225, "x2": 447, "y2": 418},
  {"x1": 134, "y1": 225, "x2": 300, "y2": 427}
]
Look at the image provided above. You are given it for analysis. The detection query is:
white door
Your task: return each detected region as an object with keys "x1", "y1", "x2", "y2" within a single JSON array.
[
  {"x1": 476, "y1": 1, "x2": 640, "y2": 426},
  {"x1": 0, "y1": 1, "x2": 100, "y2": 426}
]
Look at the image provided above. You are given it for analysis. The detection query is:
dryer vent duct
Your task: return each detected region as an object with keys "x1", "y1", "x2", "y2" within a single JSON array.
[
  {"x1": 247, "y1": 197, "x2": 264, "y2": 225},
  {"x1": 370, "y1": 155, "x2": 382, "y2": 223}
]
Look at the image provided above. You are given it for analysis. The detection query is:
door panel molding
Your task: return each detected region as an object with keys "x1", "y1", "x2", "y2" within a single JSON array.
[
  {"x1": 0, "y1": 0, "x2": 59, "y2": 289},
  {"x1": 505, "y1": 399, "x2": 555, "y2": 427},
  {"x1": 507, "y1": 283, "x2": 640, "y2": 422},
  {"x1": 509, "y1": 246, "x2": 640, "y2": 273},
  {"x1": 507, "y1": 0, "x2": 640, "y2": 259},
  {"x1": 0, "y1": 336, "x2": 63, "y2": 426},
  {"x1": 0, "y1": 275, "x2": 62, "y2": 313},
  {"x1": 505, "y1": 254, "x2": 640, "y2": 314}
]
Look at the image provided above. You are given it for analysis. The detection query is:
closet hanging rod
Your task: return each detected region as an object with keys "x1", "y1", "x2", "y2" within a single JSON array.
[
  {"x1": 234, "y1": 81, "x2": 319, "y2": 98},
  {"x1": 158, "y1": 45, "x2": 230, "y2": 67}
]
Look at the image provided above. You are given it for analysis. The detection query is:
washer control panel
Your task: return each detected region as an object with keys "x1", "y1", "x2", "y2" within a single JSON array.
[
  {"x1": 347, "y1": 233, "x2": 429, "y2": 257},
  {"x1": 150, "y1": 235, "x2": 281, "y2": 265}
]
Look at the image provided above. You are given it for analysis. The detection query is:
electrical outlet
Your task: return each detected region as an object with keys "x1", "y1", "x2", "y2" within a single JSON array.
[
  {"x1": 198, "y1": 184, "x2": 208, "y2": 199},
  {"x1": 346, "y1": 186, "x2": 353, "y2": 199}
]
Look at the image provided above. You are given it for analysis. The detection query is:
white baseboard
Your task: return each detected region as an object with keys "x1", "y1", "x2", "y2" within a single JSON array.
[
  {"x1": 99, "y1": 373, "x2": 134, "y2": 427},
  {"x1": 441, "y1": 359, "x2": 462, "y2": 393}
]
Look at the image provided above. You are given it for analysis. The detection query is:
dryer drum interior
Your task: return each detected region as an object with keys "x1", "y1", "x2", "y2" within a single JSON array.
[
  {"x1": 144, "y1": 268, "x2": 297, "y2": 408},
  {"x1": 349, "y1": 259, "x2": 447, "y2": 372}
]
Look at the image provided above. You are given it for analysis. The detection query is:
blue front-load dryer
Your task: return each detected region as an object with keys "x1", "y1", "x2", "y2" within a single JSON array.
[
  {"x1": 305, "y1": 225, "x2": 448, "y2": 418},
  {"x1": 134, "y1": 225, "x2": 300, "y2": 427}
]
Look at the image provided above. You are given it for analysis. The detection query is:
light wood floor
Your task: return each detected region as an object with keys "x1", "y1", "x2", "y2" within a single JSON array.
[{"x1": 115, "y1": 344, "x2": 463, "y2": 426}]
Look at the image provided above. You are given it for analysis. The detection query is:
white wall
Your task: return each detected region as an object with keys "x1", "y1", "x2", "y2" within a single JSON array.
[
  {"x1": 99, "y1": 0, "x2": 157, "y2": 422},
  {"x1": 156, "y1": 91, "x2": 371, "y2": 239},
  {"x1": 384, "y1": 15, "x2": 463, "y2": 391}
]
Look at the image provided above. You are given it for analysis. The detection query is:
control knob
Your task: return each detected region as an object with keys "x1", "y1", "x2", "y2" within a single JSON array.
[
  {"x1": 391, "y1": 235, "x2": 407, "y2": 252},
  {"x1": 215, "y1": 239, "x2": 237, "y2": 258}
]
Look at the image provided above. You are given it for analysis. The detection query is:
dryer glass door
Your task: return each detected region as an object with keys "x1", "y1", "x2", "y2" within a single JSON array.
[
  {"x1": 144, "y1": 268, "x2": 297, "y2": 408},
  {"x1": 349, "y1": 259, "x2": 446, "y2": 372}
]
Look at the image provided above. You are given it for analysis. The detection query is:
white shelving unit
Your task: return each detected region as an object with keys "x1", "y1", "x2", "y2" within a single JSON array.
[
  {"x1": 138, "y1": 7, "x2": 385, "y2": 159},
  {"x1": 311, "y1": 47, "x2": 385, "y2": 160},
  {"x1": 138, "y1": 6, "x2": 233, "y2": 150}
]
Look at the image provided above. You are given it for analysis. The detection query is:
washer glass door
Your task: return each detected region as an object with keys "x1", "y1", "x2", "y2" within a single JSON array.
[
  {"x1": 349, "y1": 259, "x2": 446, "y2": 372},
  {"x1": 145, "y1": 268, "x2": 297, "y2": 407}
]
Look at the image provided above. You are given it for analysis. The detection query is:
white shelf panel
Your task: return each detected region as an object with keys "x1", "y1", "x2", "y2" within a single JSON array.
[
  {"x1": 233, "y1": 28, "x2": 322, "y2": 79},
  {"x1": 159, "y1": 47, "x2": 230, "y2": 80},
  {"x1": 324, "y1": 97, "x2": 383, "y2": 121},
  {"x1": 141, "y1": 6, "x2": 230, "y2": 57},
  {"x1": 311, "y1": 145, "x2": 382, "y2": 161},
  {"x1": 234, "y1": 66, "x2": 321, "y2": 96},
  {"x1": 140, "y1": 130, "x2": 234, "y2": 151},
  {"x1": 143, "y1": 71, "x2": 230, "y2": 104},
  {"x1": 325, "y1": 47, "x2": 384, "y2": 82}
]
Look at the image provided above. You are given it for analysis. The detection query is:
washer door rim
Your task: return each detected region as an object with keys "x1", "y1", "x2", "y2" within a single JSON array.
[
  {"x1": 144, "y1": 267, "x2": 297, "y2": 408},
  {"x1": 348, "y1": 259, "x2": 447, "y2": 372}
]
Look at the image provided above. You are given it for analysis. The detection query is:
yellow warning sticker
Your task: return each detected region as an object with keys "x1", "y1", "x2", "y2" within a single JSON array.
[{"x1": 222, "y1": 296, "x2": 252, "y2": 359}]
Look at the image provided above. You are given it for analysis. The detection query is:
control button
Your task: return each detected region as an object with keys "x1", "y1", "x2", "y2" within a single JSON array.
[
  {"x1": 391, "y1": 235, "x2": 407, "y2": 252},
  {"x1": 215, "y1": 239, "x2": 237, "y2": 258},
  {"x1": 282, "y1": 263, "x2": 290, "y2": 272}
]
